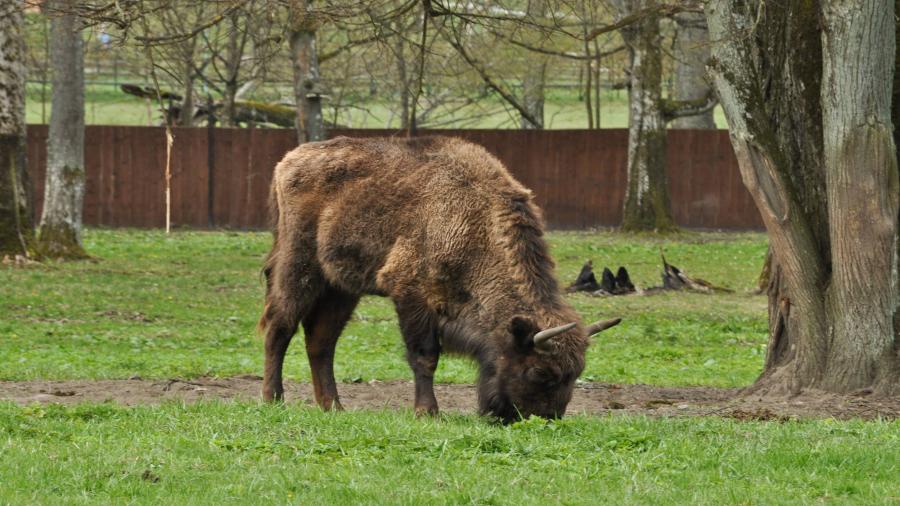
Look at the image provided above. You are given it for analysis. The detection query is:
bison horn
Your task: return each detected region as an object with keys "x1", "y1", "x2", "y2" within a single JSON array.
[
  {"x1": 585, "y1": 318, "x2": 622, "y2": 336},
  {"x1": 533, "y1": 322, "x2": 577, "y2": 349}
]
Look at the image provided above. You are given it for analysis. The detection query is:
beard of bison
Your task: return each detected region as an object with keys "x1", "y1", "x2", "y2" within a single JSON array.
[{"x1": 258, "y1": 136, "x2": 620, "y2": 423}]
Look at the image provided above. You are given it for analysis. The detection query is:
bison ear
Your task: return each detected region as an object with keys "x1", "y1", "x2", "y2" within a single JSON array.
[{"x1": 508, "y1": 315, "x2": 539, "y2": 351}]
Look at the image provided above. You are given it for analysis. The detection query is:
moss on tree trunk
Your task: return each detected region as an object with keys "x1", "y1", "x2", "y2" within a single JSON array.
[
  {"x1": 0, "y1": 134, "x2": 34, "y2": 257},
  {"x1": 708, "y1": 0, "x2": 899, "y2": 396}
]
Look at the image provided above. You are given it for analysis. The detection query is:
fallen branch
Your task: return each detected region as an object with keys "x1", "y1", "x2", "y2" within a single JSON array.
[
  {"x1": 566, "y1": 261, "x2": 636, "y2": 295},
  {"x1": 659, "y1": 253, "x2": 733, "y2": 293}
]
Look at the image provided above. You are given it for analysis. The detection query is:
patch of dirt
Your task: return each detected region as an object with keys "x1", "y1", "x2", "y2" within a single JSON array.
[
  {"x1": 95, "y1": 310, "x2": 155, "y2": 323},
  {"x1": 0, "y1": 378, "x2": 896, "y2": 420}
]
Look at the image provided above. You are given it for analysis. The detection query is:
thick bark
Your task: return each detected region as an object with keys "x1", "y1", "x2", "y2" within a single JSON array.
[
  {"x1": 0, "y1": 0, "x2": 34, "y2": 258},
  {"x1": 37, "y1": 0, "x2": 87, "y2": 259},
  {"x1": 619, "y1": 1, "x2": 676, "y2": 232},
  {"x1": 289, "y1": 0, "x2": 324, "y2": 144},
  {"x1": 820, "y1": 0, "x2": 899, "y2": 391},
  {"x1": 671, "y1": 12, "x2": 715, "y2": 129},
  {"x1": 894, "y1": 0, "x2": 900, "y2": 348},
  {"x1": 707, "y1": 0, "x2": 899, "y2": 395}
]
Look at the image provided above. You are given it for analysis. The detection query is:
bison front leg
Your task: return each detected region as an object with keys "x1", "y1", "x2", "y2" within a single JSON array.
[{"x1": 396, "y1": 299, "x2": 441, "y2": 417}]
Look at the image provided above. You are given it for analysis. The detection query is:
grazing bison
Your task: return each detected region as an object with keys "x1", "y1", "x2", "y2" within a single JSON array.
[{"x1": 258, "y1": 136, "x2": 620, "y2": 422}]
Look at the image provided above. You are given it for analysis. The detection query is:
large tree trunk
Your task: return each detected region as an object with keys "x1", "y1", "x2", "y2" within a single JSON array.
[
  {"x1": 819, "y1": 0, "x2": 898, "y2": 391},
  {"x1": 36, "y1": 0, "x2": 87, "y2": 259},
  {"x1": 707, "y1": 0, "x2": 899, "y2": 396},
  {"x1": 289, "y1": 0, "x2": 324, "y2": 144},
  {"x1": 619, "y1": 1, "x2": 676, "y2": 232},
  {"x1": 893, "y1": 0, "x2": 900, "y2": 348},
  {"x1": 671, "y1": 12, "x2": 715, "y2": 129},
  {"x1": 0, "y1": 0, "x2": 34, "y2": 258}
]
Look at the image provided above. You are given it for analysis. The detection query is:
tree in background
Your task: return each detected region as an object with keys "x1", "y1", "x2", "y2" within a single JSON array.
[
  {"x1": 289, "y1": 0, "x2": 324, "y2": 143},
  {"x1": 707, "y1": 0, "x2": 898, "y2": 395},
  {"x1": 36, "y1": 0, "x2": 88, "y2": 259},
  {"x1": 606, "y1": 0, "x2": 716, "y2": 232},
  {"x1": 157, "y1": 2, "x2": 205, "y2": 127},
  {"x1": 519, "y1": 0, "x2": 549, "y2": 129},
  {"x1": 671, "y1": 11, "x2": 714, "y2": 129},
  {"x1": 0, "y1": 0, "x2": 34, "y2": 259}
]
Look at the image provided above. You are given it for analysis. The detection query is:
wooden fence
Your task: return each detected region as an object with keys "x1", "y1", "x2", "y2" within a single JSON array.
[{"x1": 25, "y1": 125, "x2": 763, "y2": 230}]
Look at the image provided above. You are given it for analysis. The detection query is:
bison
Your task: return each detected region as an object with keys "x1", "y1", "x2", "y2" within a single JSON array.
[{"x1": 258, "y1": 136, "x2": 620, "y2": 422}]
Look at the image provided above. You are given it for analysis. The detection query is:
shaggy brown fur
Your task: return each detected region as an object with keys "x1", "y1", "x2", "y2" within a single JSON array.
[{"x1": 258, "y1": 136, "x2": 616, "y2": 422}]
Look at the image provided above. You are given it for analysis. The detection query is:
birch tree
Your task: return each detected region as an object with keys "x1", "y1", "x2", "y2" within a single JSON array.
[
  {"x1": 706, "y1": 0, "x2": 899, "y2": 395},
  {"x1": 610, "y1": 0, "x2": 716, "y2": 232},
  {"x1": 671, "y1": 11, "x2": 714, "y2": 129},
  {"x1": 0, "y1": 0, "x2": 34, "y2": 259},
  {"x1": 36, "y1": 0, "x2": 88, "y2": 259}
]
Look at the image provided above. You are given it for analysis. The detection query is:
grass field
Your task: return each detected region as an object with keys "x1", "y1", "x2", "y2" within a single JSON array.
[
  {"x1": 4, "y1": 229, "x2": 899, "y2": 505},
  {"x1": 1, "y1": 229, "x2": 768, "y2": 386}
]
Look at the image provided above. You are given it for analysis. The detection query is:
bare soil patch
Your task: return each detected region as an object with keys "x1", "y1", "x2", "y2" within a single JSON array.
[{"x1": 1, "y1": 377, "x2": 896, "y2": 420}]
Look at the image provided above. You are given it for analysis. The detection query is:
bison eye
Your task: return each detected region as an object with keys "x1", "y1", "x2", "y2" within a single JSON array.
[{"x1": 527, "y1": 367, "x2": 559, "y2": 386}]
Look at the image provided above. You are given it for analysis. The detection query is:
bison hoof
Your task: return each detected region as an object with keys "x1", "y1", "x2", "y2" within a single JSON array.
[
  {"x1": 262, "y1": 389, "x2": 285, "y2": 403},
  {"x1": 414, "y1": 405, "x2": 439, "y2": 418},
  {"x1": 321, "y1": 398, "x2": 344, "y2": 411}
]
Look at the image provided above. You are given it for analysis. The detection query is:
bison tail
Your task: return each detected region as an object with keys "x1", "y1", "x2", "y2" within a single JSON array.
[
  {"x1": 258, "y1": 179, "x2": 281, "y2": 334},
  {"x1": 257, "y1": 252, "x2": 276, "y2": 334}
]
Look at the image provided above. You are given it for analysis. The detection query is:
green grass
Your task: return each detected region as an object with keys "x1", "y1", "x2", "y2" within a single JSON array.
[
  {"x1": 0, "y1": 401, "x2": 897, "y2": 505},
  {"x1": 4, "y1": 230, "x2": 898, "y2": 505},
  {"x1": 1, "y1": 229, "x2": 767, "y2": 387}
]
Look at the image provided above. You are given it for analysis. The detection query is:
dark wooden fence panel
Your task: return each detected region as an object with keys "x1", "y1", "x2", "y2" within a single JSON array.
[{"x1": 26, "y1": 125, "x2": 763, "y2": 230}]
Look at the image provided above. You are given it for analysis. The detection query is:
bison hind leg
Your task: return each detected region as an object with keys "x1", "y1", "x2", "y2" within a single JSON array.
[
  {"x1": 301, "y1": 285, "x2": 360, "y2": 411},
  {"x1": 261, "y1": 298, "x2": 305, "y2": 403},
  {"x1": 260, "y1": 244, "x2": 325, "y2": 403}
]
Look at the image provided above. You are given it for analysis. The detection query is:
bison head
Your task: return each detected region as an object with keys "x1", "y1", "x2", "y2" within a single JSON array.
[{"x1": 478, "y1": 316, "x2": 620, "y2": 424}]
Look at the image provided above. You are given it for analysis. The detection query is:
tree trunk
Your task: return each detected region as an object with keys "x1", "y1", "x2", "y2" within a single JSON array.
[
  {"x1": 893, "y1": 0, "x2": 900, "y2": 347},
  {"x1": 395, "y1": 30, "x2": 410, "y2": 130},
  {"x1": 619, "y1": 1, "x2": 676, "y2": 232},
  {"x1": 520, "y1": 61, "x2": 546, "y2": 129},
  {"x1": 223, "y1": 13, "x2": 242, "y2": 127},
  {"x1": 289, "y1": 0, "x2": 324, "y2": 144},
  {"x1": 520, "y1": 0, "x2": 547, "y2": 129},
  {"x1": 178, "y1": 56, "x2": 195, "y2": 127},
  {"x1": 819, "y1": 0, "x2": 898, "y2": 392},
  {"x1": 37, "y1": 0, "x2": 87, "y2": 259},
  {"x1": 707, "y1": 0, "x2": 899, "y2": 396},
  {"x1": 0, "y1": 0, "x2": 34, "y2": 258},
  {"x1": 671, "y1": 12, "x2": 715, "y2": 129}
]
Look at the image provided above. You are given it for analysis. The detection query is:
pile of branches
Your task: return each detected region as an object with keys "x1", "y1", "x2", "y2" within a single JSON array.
[{"x1": 566, "y1": 254, "x2": 732, "y2": 296}]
